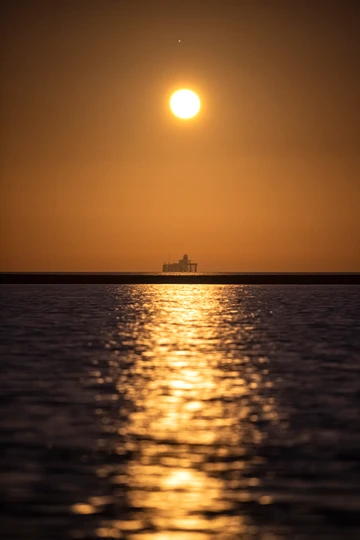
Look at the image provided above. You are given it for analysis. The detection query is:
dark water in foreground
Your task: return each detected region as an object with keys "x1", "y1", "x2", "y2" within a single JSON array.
[{"x1": 1, "y1": 285, "x2": 360, "y2": 539}]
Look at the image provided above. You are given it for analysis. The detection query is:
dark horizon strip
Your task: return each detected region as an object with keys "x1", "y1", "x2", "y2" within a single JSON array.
[{"x1": 1, "y1": 273, "x2": 359, "y2": 285}]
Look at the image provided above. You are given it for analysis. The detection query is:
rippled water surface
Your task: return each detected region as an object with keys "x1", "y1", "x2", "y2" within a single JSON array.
[{"x1": 1, "y1": 284, "x2": 360, "y2": 539}]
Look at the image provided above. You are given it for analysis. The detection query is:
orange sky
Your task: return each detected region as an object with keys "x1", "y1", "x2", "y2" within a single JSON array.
[{"x1": 1, "y1": 0, "x2": 359, "y2": 272}]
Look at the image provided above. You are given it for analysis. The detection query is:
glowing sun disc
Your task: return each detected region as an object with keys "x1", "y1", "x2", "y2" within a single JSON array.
[{"x1": 170, "y1": 89, "x2": 201, "y2": 119}]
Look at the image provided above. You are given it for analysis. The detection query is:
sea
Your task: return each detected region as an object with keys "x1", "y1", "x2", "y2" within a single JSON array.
[{"x1": 1, "y1": 283, "x2": 360, "y2": 539}]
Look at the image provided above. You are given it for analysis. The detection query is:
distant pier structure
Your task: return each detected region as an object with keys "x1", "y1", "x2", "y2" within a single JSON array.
[{"x1": 163, "y1": 254, "x2": 198, "y2": 273}]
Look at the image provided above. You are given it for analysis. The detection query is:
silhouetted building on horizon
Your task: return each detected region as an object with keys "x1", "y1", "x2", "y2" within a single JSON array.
[{"x1": 163, "y1": 254, "x2": 198, "y2": 272}]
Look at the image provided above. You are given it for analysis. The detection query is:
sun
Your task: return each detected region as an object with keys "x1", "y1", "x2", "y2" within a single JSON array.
[{"x1": 170, "y1": 89, "x2": 201, "y2": 119}]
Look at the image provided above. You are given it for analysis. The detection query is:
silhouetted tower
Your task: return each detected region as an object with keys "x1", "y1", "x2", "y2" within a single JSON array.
[{"x1": 180, "y1": 254, "x2": 189, "y2": 271}]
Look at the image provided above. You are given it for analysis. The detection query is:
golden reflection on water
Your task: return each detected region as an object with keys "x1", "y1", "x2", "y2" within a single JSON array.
[{"x1": 76, "y1": 286, "x2": 278, "y2": 538}]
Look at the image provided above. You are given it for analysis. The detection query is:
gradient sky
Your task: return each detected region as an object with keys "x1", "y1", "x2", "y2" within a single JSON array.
[{"x1": 1, "y1": 0, "x2": 359, "y2": 272}]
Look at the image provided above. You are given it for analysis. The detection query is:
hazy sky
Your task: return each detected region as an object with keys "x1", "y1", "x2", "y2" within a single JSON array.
[{"x1": 1, "y1": 0, "x2": 359, "y2": 271}]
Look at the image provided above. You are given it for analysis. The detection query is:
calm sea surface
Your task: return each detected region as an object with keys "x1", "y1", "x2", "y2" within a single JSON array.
[{"x1": 1, "y1": 284, "x2": 360, "y2": 539}]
